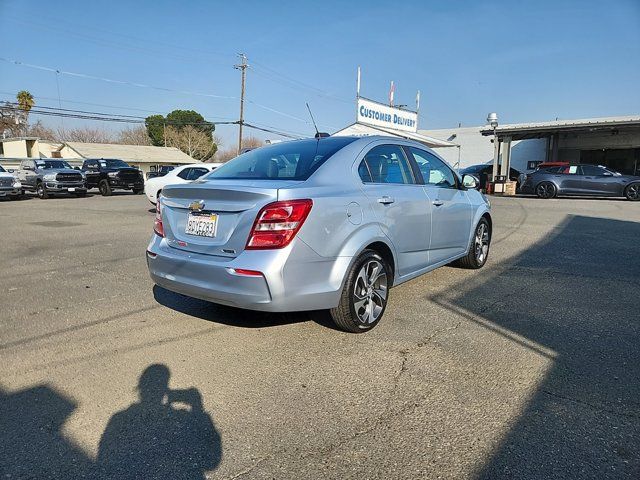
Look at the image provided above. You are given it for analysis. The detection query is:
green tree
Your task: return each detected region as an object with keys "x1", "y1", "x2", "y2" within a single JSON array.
[
  {"x1": 166, "y1": 110, "x2": 214, "y2": 137},
  {"x1": 145, "y1": 114, "x2": 166, "y2": 146},
  {"x1": 145, "y1": 109, "x2": 216, "y2": 157}
]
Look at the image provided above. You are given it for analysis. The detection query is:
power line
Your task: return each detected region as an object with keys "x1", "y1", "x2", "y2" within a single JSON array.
[{"x1": 0, "y1": 57, "x2": 236, "y2": 100}]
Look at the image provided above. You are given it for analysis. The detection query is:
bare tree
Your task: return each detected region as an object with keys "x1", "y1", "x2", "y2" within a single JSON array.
[
  {"x1": 58, "y1": 126, "x2": 116, "y2": 143},
  {"x1": 214, "y1": 148, "x2": 238, "y2": 163},
  {"x1": 117, "y1": 125, "x2": 152, "y2": 145},
  {"x1": 26, "y1": 121, "x2": 58, "y2": 140},
  {"x1": 165, "y1": 125, "x2": 217, "y2": 160},
  {"x1": 242, "y1": 136, "x2": 264, "y2": 149}
]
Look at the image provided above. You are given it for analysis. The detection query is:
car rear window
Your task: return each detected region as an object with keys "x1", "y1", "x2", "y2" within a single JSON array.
[{"x1": 205, "y1": 137, "x2": 357, "y2": 181}]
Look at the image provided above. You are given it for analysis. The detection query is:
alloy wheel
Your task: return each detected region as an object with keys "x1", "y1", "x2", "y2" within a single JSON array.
[
  {"x1": 627, "y1": 184, "x2": 640, "y2": 200},
  {"x1": 352, "y1": 260, "x2": 388, "y2": 324},
  {"x1": 536, "y1": 183, "x2": 554, "y2": 199},
  {"x1": 474, "y1": 222, "x2": 490, "y2": 265}
]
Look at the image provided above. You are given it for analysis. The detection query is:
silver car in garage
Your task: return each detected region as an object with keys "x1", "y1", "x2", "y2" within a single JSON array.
[{"x1": 147, "y1": 136, "x2": 492, "y2": 332}]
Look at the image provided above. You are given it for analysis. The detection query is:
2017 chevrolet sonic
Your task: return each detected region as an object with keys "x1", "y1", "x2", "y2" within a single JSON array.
[{"x1": 147, "y1": 136, "x2": 492, "y2": 332}]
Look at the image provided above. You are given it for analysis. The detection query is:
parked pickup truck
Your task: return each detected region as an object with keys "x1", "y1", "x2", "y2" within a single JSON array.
[
  {"x1": 17, "y1": 159, "x2": 87, "y2": 199},
  {"x1": 82, "y1": 159, "x2": 144, "y2": 196}
]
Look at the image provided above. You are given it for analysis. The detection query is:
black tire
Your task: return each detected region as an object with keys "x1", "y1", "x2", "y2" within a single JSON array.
[
  {"x1": 456, "y1": 217, "x2": 491, "y2": 269},
  {"x1": 98, "y1": 179, "x2": 112, "y2": 196},
  {"x1": 36, "y1": 181, "x2": 49, "y2": 199},
  {"x1": 536, "y1": 181, "x2": 557, "y2": 199},
  {"x1": 330, "y1": 249, "x2": 391, "y2": 333},
  {"x1": 624, "y1": 183, "x2": 640, "y2": 201}
]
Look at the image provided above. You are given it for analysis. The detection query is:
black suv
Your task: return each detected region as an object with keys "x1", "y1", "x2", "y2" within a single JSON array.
[{"x1": 82, "y1": 159, "x2": 144, "y2": 196}]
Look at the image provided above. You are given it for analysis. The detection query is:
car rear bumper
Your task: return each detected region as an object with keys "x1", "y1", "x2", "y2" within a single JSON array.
[{"x1": 146, "y1": 235, "x2": 349, "y2": 312}]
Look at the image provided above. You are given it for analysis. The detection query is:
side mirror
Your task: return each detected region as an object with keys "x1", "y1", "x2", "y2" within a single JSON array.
[{"x1": 462, "y1": 173, "x2": 479, "y2": 190}]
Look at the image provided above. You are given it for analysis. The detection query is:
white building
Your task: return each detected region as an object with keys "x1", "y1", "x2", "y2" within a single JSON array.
[
  {"x1": 0, "y1": 137, "x2": 197, "y2": 174},
  {"x1": 422, "y1": 115, "x2": 640, "y2": 176}
]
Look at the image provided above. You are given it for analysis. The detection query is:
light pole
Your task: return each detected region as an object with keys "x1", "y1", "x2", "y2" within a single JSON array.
[{"x1": 487, "y1": 112, "x2": 499, "y2": 182}]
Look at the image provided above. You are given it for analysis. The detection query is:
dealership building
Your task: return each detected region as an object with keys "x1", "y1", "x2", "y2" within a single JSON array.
[{"x1": 422, "y1": 115, "x2": 640, "y2": 176}]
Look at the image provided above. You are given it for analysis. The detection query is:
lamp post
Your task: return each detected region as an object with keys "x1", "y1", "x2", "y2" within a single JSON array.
[{"x1": 487, "y1": 112, "x2": 499, "y2": 182}]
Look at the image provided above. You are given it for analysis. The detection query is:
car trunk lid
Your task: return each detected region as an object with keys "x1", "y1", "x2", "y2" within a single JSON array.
[{"x1": 160, "y1": 180, "x2": 298, "y2": 258}]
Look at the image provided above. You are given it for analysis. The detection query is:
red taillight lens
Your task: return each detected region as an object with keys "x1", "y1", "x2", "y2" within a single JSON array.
[
  {"x1": 246, "y1": 199, "x2": 313, "y2": 249},
  {"x1": 154, "y1": 199, "x2": 165, "y2": 237}
]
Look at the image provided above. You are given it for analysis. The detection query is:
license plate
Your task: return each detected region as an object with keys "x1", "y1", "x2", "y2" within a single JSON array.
[
  {"x1": 68, "y1": 187, "x2": 76, "y2": 192},
  {"x1": 185, "y1": 212, "x2": 218, "y2": 237}
]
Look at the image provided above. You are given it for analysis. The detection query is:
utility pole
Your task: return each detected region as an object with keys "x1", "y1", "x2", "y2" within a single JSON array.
[{"x1": 234, "y1": 53, "x2": 248, "y2": 155}]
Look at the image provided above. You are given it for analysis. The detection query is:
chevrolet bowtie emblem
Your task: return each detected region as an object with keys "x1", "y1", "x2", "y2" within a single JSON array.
[{"x1": 189, "y1": 200, "x2": 205, "y2": 211}]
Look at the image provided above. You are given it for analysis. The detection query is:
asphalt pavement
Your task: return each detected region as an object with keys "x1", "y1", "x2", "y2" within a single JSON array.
[{"x1": 1, "y1": 191, "x2": 638, "y2": 479}]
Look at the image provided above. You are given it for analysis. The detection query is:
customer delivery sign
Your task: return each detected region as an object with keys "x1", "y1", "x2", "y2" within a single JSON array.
[{"x1": 356, "y1": 97, "x2": 418, "y2": 133}]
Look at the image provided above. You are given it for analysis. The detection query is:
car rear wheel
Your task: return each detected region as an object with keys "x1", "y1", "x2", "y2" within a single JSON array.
[
  {"x1": 99, "y1": 179, "x2": 112, "y2": 196},
  {"x1": 536, "y1": 181, "x2": 556, "y2": 199},
  {"x1": 455, "y1": 217, "x2": 491, "y2": 269},
  {"x1": 330, "y1": 250, "x2": 390, "y2": 333},
  {"x1": 36, "y1": 182, "x2": 49, "y2": 199},
  {"x1": 624, "y1": 183, "x2": 640, "y2": 201}
]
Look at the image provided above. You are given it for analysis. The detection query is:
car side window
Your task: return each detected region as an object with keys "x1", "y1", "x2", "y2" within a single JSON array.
[
  {"x1": 580, "y1": 165, "x2": 605, "y2": 176},
  {"x1": 177, "y1": 168, "x2": 192, "y2": 180},
  {"x1": 188, "y1": 168, "x2": 209, "y2": 180},
  {"x1": 409, "y1": 148, "x2": 457, "y2": 188},
  {"x1": 358, "y1": 145, "x2": 415, "y2": 185}
]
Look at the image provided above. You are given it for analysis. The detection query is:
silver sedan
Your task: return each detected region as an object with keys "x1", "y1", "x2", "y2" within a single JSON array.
[{"x1": 147, "y1": 136, "x2": 492, "y2": 332}]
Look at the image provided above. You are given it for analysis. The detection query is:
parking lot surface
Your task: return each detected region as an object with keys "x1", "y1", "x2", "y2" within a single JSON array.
[{"x1": 1, "y1": 193, "x2": 639, "y2": 479}]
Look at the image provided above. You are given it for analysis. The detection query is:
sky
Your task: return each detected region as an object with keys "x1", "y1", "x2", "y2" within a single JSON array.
[{"x1": 1, "y1": 0, "x2": 639, "y2": 148}]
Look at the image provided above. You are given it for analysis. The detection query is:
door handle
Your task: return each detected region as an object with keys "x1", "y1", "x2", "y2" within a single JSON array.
[
  {"x1": 432, "y1": 200, "x2": 444, "y2": 206},
  {"x1": 377, "y1": 196, "x2": 395, "y2": 205}
]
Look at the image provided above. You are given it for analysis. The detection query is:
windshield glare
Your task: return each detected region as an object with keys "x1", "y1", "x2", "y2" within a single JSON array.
[
  {"x1": 204, "y1": 137, "x2": 357, "y2": 181},
  {"x1": 36, "y1": 160, "x2": 72, "y2": 169},
  {"x1": 99, "y1": 159, "x2": 131, "y2": 169}
]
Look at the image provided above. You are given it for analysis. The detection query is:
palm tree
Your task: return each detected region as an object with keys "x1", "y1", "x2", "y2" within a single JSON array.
[
  {"x1": 16, "y1": 90, "x2": 34, "y2": 112},
  {"x1": 15, "y1": 90, "x2": 35, "y2": 135}
]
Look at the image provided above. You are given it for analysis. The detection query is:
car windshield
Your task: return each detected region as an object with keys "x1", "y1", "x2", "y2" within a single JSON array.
[
  {"x1": 204, "y1": 137, "x2": 357, "y2": 181},
  {"x1": 99, "y1": 159, "x2": 131, "y2": 169},
  {"x1": 36, "y1": 160, "x2": 72, "y2": 169}
]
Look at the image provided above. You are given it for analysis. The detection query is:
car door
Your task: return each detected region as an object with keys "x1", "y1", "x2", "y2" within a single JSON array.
[
  {"x1": 557, "y1": 165, "x2": 582, "y2": 193},
  {"x1": 408, "y1": 147, "x2": 473, "y2": 265},
  {"x1": 22, "y1": 160, "x2": 37, "y2": 189},
  {"x1": 579, "y1": 165, "x2": 618, "y2": 195},
  {"x1": 83, "y1": 161, "x2": 100, "y2": 188},
  {"x1": 358, "y1": 144, "x2": 432, "y2": 277}
]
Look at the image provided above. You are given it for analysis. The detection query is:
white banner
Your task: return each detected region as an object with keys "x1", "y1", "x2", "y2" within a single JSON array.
[{"x1": 356, "y1": 97, "x2": 418, "y2": 133}]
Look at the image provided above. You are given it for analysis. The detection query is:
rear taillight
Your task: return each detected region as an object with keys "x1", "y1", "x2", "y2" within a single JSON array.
[
  {"x1": 154, "y1": 199, "x2": 164, "y2": 237},
  {"x1": 246, "y1": 199, "x2": 313, "y2": 249}
]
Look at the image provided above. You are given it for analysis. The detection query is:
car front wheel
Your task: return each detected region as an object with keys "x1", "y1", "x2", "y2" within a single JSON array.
[
  {"x1": 330, "y1": 250, "x2": 390, "y2": 333},
  {"x1": 36, "y1": 182, "x2": 49, "y2": 199},
  {"x1": 99, "y1": 179, "x2": 112, "y2": 196},
  {"x1": 456, "y1": 217, "x2": 491, "y2": 269}
]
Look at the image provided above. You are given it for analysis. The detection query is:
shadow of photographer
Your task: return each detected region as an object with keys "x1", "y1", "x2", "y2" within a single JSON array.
[{"x1": 0, "y1": 364, "x2": 222, "y2": 479}]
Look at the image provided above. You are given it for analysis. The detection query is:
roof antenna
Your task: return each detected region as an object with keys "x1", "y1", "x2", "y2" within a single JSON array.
[{"x1": 306, "y1": 102, "x2": 329, "y2": 138}]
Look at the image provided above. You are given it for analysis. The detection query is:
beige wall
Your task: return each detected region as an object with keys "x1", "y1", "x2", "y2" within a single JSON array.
[{"x1": 2, "y1": 140, "x2": 31, "y2": 158}]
